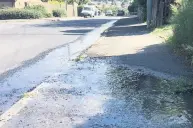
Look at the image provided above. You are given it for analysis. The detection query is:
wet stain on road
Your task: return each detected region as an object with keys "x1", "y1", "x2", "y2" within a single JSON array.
[
  {"x1": 2, "y1": 17, "x2": 193, "y2": 128},
  {"x1": 3, "y1": 57, "x2": 193, "y2": 128}
]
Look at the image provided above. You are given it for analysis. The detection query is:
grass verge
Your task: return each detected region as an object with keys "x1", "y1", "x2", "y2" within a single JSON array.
[{"x1": 151, "y1": 25, "x2": 173, "y2": 41}]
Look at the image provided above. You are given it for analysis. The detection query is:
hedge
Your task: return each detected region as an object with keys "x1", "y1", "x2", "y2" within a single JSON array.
[
  {"x1": 52, "y1": 9, "x2": 66, "y2": 17},
  {"x1": 0, "y1": 9, "x2": 43, "y2": 20},
  {"x1": 25, "y1": 5, "x2": 52, "y2": 18},
  {"x1": 171, "y1": 0, "x2": 193, "y2": 64}
]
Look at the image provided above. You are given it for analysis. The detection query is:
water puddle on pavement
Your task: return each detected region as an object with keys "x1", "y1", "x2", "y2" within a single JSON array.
[
  {"x1": 45, "y1": 58, "x2": 193, "y2": 128},
  {"x1": 3, "y1": 57, "x2": 193, "y2": 128}
]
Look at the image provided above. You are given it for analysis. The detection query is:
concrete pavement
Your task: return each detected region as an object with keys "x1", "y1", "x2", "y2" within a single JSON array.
[{"x1": 88, "y1": 17, "x2": 193, "y2": 77}]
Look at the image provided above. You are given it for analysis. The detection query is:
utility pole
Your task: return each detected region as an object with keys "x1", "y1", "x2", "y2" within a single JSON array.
[
  {"x1": 147, "y1": 0, "x2": 152, "y2": 28},
  {"x1": 65, "y1": 0, "x2": 68, "y2": 12}
]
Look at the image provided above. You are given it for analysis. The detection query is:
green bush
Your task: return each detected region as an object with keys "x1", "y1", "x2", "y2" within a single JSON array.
[
  {"x1": 128, "y1": 0, "x2": 146, "y2": 21},
  {"x1": 78, "y1": 5, "x2": 83, "y2": 16},
  {"x1": 0, "y1": 9, "x2": 43, "y2": 20},
  {"x1": 45, "y1": 13, "x2": 53, "y2": 18},
  {"x1": 52, "y1": 9, "x2": 66, "y2": 17},
  {"x1": 102, "y1": 6, "x2": 118, "y2": 16},
  {"x1": 25, "y1": 5, "x2": 51, "y2": 18},
  {"x1": 112, "y1": 7, "x2": 118, "y2": 16},
  {"x1": 172, "y1": 1, "x2": 193, "y2": 47},
  {"x1": 171, "y1": 0, "x2": 193, "y2": 64},
  {"x1": 123, "y1": 9, "x2": 129, "y2": 16},
  {"x1": 128, "y1": 0, "x2": 138, "y2": 12}
]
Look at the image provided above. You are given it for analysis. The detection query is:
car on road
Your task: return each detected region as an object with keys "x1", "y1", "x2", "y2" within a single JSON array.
[
  {"x1": 117, "y1": 10, "x2": 125, "y2": 16},
  {"x1": 81, "y1": 5, "x2": 95, "y2": 18},
  {"x1": 105, "y1": 10, "x2": 113, "y2": 16}
]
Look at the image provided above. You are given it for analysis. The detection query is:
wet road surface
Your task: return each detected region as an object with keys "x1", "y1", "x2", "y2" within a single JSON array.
[
  {"x1": 1, "y1": 58, "x2": 193, "y2": 128},
  {"x1": 0, "y1": 18, "x2": 114, "y2": 75},
  {"x1": 1, "y1": 17, "x2": 193, "y2": 127},
  {"x1": 0, "y1": 17, "x2": 117, "y2": 116}
]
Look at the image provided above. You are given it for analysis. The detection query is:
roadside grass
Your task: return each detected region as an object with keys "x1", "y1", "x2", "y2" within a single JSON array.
[
  {"x1": 151, "y1": 25, "x2": 174, "y2": 41},
  {"x1": 170, "y1": 1, "x2": 193, "y2": 66},
  {"x1": 160, "y1": 78, "x2": 193, "y2": 94},
  {"x1": 108, "y1": 66, "x2": 193, "y2": 95},
  {"x1": 151, "y1": 23, "x2": 193, "y2": 66},
  {"x1": 151, "y1": 25, "x2": 193, "y2": 94}
]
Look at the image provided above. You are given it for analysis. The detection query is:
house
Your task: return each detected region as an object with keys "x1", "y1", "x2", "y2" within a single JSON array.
[
  {"x1": 0, "y1": 0, "x2": 43, "y2": 9},
  {"x1": 0, "y1": 0, "x2": 14, "y2": 8},
  {"x1": 0, "y1": 0, "x2": 78, "y2": 17}
]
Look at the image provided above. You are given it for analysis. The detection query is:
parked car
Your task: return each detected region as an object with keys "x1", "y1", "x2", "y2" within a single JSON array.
[
  {"x1": 117, "y1": 10, "x2": 125, "y2": 16},
  {"x1": 105, "y1": 10, "x2": 113, "y2": 16},
  {"x1": 81, "y1": 5, "x2": 95, "y2": 18}
]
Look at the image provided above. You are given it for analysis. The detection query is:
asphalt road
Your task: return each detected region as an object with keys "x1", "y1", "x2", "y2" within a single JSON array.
[
  {"x1": 1, "y1": 17, "x2": 192, "y2": 128},
  {"x1": 0, "y1": 18, "x2": 114, "y2": 76},
  {"x1": 0, "y1": 17, "x2": 118, "y2": 120}
]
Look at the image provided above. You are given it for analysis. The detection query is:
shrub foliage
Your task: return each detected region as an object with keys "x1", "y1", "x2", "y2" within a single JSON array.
[
  {"x1": 52, "y1": 9, "x2": 66, "y2": 17},
  {"x1": 25, "y1": 5, "x2": 51, "y2": 18},
  {"x1": 171, "y1": 0, "x2": 193, "y2": 64},
  {"x1": 0, "y1": 9, "x2": 43, "y2": 20},
  {"x1": 0, "y1": 5, "x2": 53, "y2": 20}
]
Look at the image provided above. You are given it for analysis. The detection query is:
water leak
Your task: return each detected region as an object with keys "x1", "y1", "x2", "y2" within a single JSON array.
[
  {"x1": 0, "y1": 20, "x2": 116, "y2": 116},
  {"x1": 2, "y1": 57, "x2": 193, "y2": 128},
  {"x1": 42, "y1": 58, "x2": 193, "y2": 127}
]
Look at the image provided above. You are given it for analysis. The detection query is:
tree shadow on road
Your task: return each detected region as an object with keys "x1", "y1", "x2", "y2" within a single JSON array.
[
  {"x1": 111, "y1": 44, "x2": 193, "y2": 77},
  {"x1": 102, "y1": 16, "x2": 150, "y2": 37},
  {"x1": 89, "y1": 43, "x2": 193, "y2": 77},
  {"x1": 61, "y1": 29, "x2": 93, "y2": 35},
  {"x1": 33, "y1": 19, "x2": 117, "y2": 28},
  {"x1": 88, "y1": 16, "x2": 193, "y2": 77}
]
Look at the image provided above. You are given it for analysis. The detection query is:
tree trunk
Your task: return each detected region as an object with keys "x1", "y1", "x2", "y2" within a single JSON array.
[
  {"x1": 65, "y1": 0, "x2": 68, "y2": 12},
  {"x1": 157, "y1": 1, "x2": 164, "y2": 26},
  {"x1": 147, "y1": 0, "x2": 152, "y2": 28},
  {"x1": 152, "y1": 0, "x2": 159, "y2": 28},
  {"x1": 73, "y1": 2, "x2": 75, "y2": 17}
]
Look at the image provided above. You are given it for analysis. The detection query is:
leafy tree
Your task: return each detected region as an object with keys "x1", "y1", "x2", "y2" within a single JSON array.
[
  {"x1": 128, "y1": 0, "x2": 146, "y2": 11},
  {"x1": 128, "y1": 0, "x2": 138, "y2": 12},
  {"x1": 78, "y1": 0, "x2": 90, "y2": 5}
]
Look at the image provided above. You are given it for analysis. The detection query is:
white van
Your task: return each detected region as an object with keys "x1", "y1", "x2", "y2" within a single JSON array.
[{"x1": 81, "y1": 5, "x2": 95, "y2": 18}]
